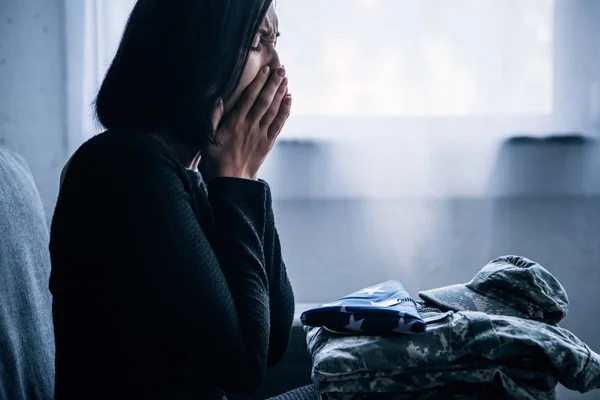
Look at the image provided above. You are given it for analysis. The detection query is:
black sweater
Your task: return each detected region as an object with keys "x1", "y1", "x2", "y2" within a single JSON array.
[{"x1": 49, "y1": 130, "x2": 295, "y2": 399}]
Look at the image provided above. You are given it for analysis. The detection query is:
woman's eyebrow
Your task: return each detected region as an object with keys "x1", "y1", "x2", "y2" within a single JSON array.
[
  {"x1": 259, "y1": 29, "x2": 279, "y2": 37},
  {"x1": 258, "y1": 29, "x2": 280, "y2": 43}
]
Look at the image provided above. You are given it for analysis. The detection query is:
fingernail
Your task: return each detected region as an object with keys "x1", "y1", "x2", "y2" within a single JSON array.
[
  {"x1": 277, "y1": 67, "x2": 286, "y2": 77},
  {"x1": 284, "y1": 96, "x2": 292, "y2": 106},
  {"x1": 281, "y1": 77, "x2": 288, "y2": 86},
  {"x1": 262, "y1": 66, "x2": 270, "y2": 75}
]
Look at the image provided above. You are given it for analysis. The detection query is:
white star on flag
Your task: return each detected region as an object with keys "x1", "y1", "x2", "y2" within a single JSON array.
[
  {"x1": 370, "y1": 298, "x2": 401, "y2": 307},
  {"x1": 344, "y1": 314, "x2": 365, "y2": 332},
  {"x1": 356, "y1": 285, "x2": 385, "y2": 296},
  {"x1": 392, "y1": 316, "x2": 408, "y2": 333}
]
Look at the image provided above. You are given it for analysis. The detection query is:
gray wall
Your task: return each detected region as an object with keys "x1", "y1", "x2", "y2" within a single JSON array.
[
  {"x1": 264, "y1": 137, "x2": 600, "y2": 299},
  {"x1": 263, "y1": 138, "x2": 600, "y2": 400},
  {"x1": 0, "y1": 0, "x2": 68, "y2": 218}
]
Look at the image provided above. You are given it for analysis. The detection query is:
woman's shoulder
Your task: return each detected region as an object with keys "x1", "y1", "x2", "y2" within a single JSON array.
[
  {"x1": 79, "y1": 129, "x2": 169, "y2": 158},
  {"x1": 75, "y1": 130, "x2": 179, "y2": 169},
  {"x1": 62, "y1": 129, "x2": 183, "y2": 187}
]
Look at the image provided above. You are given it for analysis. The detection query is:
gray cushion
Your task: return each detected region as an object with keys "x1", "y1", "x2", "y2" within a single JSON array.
[{"x1": 0, "y1": 147, "x2": 55, "y2": 400}]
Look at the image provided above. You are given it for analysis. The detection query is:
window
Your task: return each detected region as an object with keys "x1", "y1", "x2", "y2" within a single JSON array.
[
  {"x1": 70, "y1": 0, "x2": 558, "y2": 142},
  {"x1": 277, "y1": 0, "x2": 553, "y2": 117},
  {"x1": 275, "y1": 0, "x2": 555, "y2": 138},
  {"x1": 64, "y1": 0, "x2": 136, "y2": 149}
]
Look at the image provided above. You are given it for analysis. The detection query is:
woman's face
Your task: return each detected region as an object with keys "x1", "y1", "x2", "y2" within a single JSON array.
[{"x1": 222, "y1": 5, "x2": 282, "y2": 116}]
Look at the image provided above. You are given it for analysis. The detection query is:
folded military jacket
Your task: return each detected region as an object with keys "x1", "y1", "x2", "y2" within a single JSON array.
[{"x1": 305, "y1": 256, "x2": 600, "y2": 399}]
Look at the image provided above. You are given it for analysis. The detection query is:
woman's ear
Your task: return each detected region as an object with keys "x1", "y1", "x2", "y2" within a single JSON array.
[{"x1": 211, "y1": 98, "x2": 224, "y2": 130}]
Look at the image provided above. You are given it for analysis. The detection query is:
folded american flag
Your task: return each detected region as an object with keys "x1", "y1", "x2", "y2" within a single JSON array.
[{"x1": 300, "y1": 280, "x2": 426, "y2": 335}]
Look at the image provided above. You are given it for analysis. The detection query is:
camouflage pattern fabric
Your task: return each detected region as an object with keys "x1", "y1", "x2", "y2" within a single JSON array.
[
  {"x1": 418, "y1": 255, "x2": 569, "y2": 325},
  {"x1": 318, "y1": 374, "x2": 557, "y2": 400},
  {"x1": 305, "y1": 256, "x2": 600, "y2": 399},
  {"x1": 307, "y1": 310, "x2": 600, "y2": 397},
  {"x1": 317, "y1": 366, "x2": 557, "y2": 397},
  {"x1": 318, "y1": 377, "x2": 557, "y2": 400}
]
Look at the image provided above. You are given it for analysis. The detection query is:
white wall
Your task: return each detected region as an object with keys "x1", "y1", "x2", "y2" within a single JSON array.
[{"x1": 0, "y1": 0, "x2": 68, "y2": 218}]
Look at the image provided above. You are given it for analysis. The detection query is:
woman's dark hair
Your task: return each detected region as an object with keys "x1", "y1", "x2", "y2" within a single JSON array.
[{"x1": 95, "y1": 0, "x2": 273, "y2": 147}]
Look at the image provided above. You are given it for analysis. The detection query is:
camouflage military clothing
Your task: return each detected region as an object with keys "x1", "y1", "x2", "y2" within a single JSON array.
[
  {"x1": 304, "y1": 256, "x2": 600, "y2": 399},
  {"x1": 318, "y1": 373, "x2": 557, "y2": 400},
  {"x1": 418, "y1": 255, "x2": 569, "y2": 325},
  {"x1": 317, "y1": 366, "x2": 558, "y2": 399},
  {"x1": 307, "y1": 310, "x2": 600, "y2": 398},
  {"x1": 318, "y1": 383, "x2": 556, "y2": 400}
]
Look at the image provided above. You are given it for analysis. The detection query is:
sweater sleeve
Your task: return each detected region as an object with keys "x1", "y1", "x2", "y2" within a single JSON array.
[
  {"x1": 260, "y1": 181, "x2": 295, "y2": 367},
  {"x1": 205, "y1": 178, "x2": 295, "y2": 367},
  {"x1": 101, "y1": 151, "x2": 271, "y2": 394}
]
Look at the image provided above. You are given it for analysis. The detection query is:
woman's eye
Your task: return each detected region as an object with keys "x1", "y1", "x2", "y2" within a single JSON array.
[{"x1": 250, "y1": 44, "x2": 262, "y2": 52}]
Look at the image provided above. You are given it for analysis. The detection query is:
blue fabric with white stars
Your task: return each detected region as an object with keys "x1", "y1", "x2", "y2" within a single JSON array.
[{"x1": 300, "y1": 280, "x2": 426, "y2": 335}]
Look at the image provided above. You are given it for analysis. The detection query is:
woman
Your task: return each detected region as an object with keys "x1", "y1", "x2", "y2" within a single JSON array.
[{"x1": 50, "y1": 0, "x2": 312, "y2": 398}]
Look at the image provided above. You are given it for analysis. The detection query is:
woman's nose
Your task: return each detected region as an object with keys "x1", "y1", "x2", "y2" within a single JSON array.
[{"x1": 268, "y1": 50, "x2": 282, "y2": 73}]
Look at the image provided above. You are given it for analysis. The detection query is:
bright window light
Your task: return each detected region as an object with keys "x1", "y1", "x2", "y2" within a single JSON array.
[
  {"x1": 276, "y1": 0, "x2": 554, "y2": 117},
  {"x1": 80, "y1": 0, "x2": 556, "y2": 141}
]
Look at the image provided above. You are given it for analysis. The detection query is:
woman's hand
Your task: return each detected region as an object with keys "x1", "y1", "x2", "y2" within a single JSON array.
[{"x1": 204, "y1": 66, "x2": 291, "y2": 181}]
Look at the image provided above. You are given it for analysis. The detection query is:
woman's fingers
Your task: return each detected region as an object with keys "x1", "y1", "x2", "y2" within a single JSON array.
[
  {"x1": 247, "y1": 67, "x2": 286, "y2": 122},
  {"x1": 267, "y1": 93, "x2": 292, "y2": 141},
  {"x1": 232, "y1": 66, "x2": 272, "y2": 118},
  {"x1": 208, "y1": 67, "x2": 291, "y2": 180},
  {"x1": 211, "y1": 98, "x2": 224, "y2": 130},
  {"x1": 260, "y1": 77, "x2": 288, "y2": 129}
]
